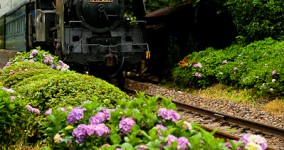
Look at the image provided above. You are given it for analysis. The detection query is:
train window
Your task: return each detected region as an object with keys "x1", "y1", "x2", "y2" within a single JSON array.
[
  {"x1": 125, "y1": 36, "x2": 132, "y2": 42},
  {"x1": 72, "y1": 36, "x2": 80, "y2": 42}
]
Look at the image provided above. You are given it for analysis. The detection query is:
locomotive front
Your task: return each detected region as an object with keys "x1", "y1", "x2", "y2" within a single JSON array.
[{"x1": 59, "y1": 0, "x2": 149, "y2": 87}]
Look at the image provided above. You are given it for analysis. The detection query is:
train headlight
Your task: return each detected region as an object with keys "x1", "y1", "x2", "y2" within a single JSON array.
[{"x1": 146, "y1": 50, "x2": 150, "y2": 59}]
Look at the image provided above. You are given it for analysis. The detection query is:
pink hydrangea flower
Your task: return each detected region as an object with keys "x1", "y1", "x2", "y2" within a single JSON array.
[
  {"x1": 25, "y1": 105, "x2": 40, "y2": 114},
  {"x1": 177, "y1": 137, "x2": 190, "y2": 150},
  {"x1": 2, "y1": 87, "x2": 15, "y2": 93},
  {"x1": 193, "y1": 62, "x2": 202, "y2": 68},
  {"x1": 272, "y1": 70, "x2": 277, "y2": 75},
  {"x1": 195, "y1": 72, "x2": 202, "y2": 78},
  {"x1": 158, "y1": 108, "x2": 180, "y2": 122},
  {"x1": 44, "y1": 108, "x2": 52, "y2": 116}
]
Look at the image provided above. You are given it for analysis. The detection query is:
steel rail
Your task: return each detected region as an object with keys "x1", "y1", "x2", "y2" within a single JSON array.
[
  {"x1": 125, "y1": 89, "x2": 277, "y2": 149},
  {"x1": 171, "y1": 99, "x2": 284, "y2": 138}
]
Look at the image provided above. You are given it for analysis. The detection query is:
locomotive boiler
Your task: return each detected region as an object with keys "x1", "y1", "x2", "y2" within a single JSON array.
[{"x1": 0, "y1": 0, "x2": 150, "y2": 88}]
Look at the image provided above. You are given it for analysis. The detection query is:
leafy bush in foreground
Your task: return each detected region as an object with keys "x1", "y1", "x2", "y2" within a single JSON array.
[
  {"x1": 41, "y1": 93, "x2": 267, "y2": 150},
  {"x1": 1, "y1": 62, "x2": 57, "y2": 88},
  {"x1": 14, "y1": 70, "x2": 128, "y2": 111},
  {"x1": 0, "y1": 48, "x2": 129, "y2": 147},
  {"x1": 0, "y1": 87, "x2": 28, "y2": 149}
]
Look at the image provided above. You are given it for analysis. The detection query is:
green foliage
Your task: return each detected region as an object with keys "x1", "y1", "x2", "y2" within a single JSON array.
[
  {"x1": 172, "y1": 38, "x2": 284, "y2": 97},
  {"x1": 42, "y1": 93, "x2": 240, "y2": 149},
  {"x1": 145, "y1": 0, "x2": 188, "y2": 12},
  {"x1": 0, "y1": 61, "x2": 51, "y2": 81},
  {"x1": 1, "y1": 62, "x2": 56, "y2": 88},
  {"x1": 0, "y1": 87, "x2": 28, "y2": 149},
  {"x1": 14, "y1": 70, "x2": 128, "y2": 111},
  {"x1": 0, "y1": 48, "x2": 131, "y2": 148},
  {"x1": 225, "y1": 0, "x2": 284, "y2": 43}
]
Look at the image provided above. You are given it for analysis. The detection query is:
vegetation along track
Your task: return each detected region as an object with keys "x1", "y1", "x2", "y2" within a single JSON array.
[{"x1": 125, "y1": 79, "x2": 284, "y2": 149}]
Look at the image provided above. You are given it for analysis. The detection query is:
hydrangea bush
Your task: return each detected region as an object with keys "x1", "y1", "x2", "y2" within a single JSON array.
[
  {"x1": 41, "y1": 93, "x2": 267, "y2": 149},
  {"x1": 0, "y1": 48, "x2": 129, "y2": 147},
  {"x1": 0, "y1": 86, "x2": 35, "y2": 149},
  {"x1": 172, "y1": 38, "x2": 284, "y2": 97},
  {"x1": 5, "y1": 46, "x2": 69, "y2": 71}
]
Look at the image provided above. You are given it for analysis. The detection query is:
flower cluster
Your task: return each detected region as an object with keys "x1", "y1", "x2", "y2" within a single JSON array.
[
  {"x1": 14, "y1": 47, "x2": 70, "y2": 71},
  {"x1": 226, "y1": 134, "x2": 267, "y2": 150},
  {"x1": 2, "y1": 87, "x2": 15, "y2": 93},
  {"x1": 72, "y1": 123, "x2": 110, "y2": 143},
  {"x1": 119, "y1": 117, "x2": 136, "y2": 133},
  {"x1": 195, "y1": 72, "x2": 202, "y2": 78},
  {"x1": 2, "y1": 87, "x2": 16, "y2": 100},
  {"x1": 43, "y1": 54, "x2": 54, "y2": 65},
  {"x1": 67, "y1": 107, "x2": 86, "y2": 124},
  {"x1": 26, "y1": 104, "x2": 40, "y2": 114},
  {"x1": 54, "y1": 133, "x2": 63, "y2": 143},
  {"x1": 158, "y1": 108, "x2": 180, "y2": 122},
  {"x1": 155, "y1": 124, "x2": 168, "y2": 136},
  {"x1": 89, "y1": 108, "x2": 115, "y2": 124},
  {"x1": 166, "y1": 134, "x2": 190, "y2": 150},
  {"x1": 56, "y1": 60, "x2": 70, "y2": 71},
  {"x1": 29, "y1": 49, "x2": 38, "y2": 58},
  {"x1": 193, "y1": 62, "x2": 202, "y2": 68}
]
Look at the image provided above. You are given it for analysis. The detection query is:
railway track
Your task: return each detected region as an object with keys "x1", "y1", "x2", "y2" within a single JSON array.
[{"x1": 125, "y1": 87, "x2": 282, "y2": 150}]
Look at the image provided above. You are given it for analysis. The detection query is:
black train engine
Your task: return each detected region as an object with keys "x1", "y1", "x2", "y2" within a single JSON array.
[{"x1": 35, "y1": 0, "x2": 150, "y2": 88}]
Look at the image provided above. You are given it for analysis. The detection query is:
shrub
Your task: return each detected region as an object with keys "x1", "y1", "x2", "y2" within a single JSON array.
[
  {"x1": 172, "y1": 38, "x2": 284, "y2": 97},
  {"x1": 0, "y1": 87, "x2": 30, "y2": 149},
  {"x1": 41, "y1": 93, "x2": 267, "y2": 149},
  {"x1": 14, "y1": 70, "x2": 129, "y2": 111},
  {"x1": 1, "y1": 62, "x2": 57, "y2": 88}
]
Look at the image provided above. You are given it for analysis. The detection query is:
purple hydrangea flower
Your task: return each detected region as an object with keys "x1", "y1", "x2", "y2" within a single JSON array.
[
  {"x1": 92, "y1": 123, "x2": 110, "y2": 137},
  {"x1": 119, "y1": 117, "x2": 136, "y2": 133},
  {"x1": 89, "y1": 112, "x2": 107, "y2": 125},
  {"x1": 67, "y1": 107, "x2": 86, "y2": 124},
  {"x1": 155, "y1": 124, "x2": 167, "y2": 136},
  {"x1": 101, "y1": 108, "x2": 116, "y2": 119},
  {"x1": 72, "y1": 124, "x2": 89, "y2": 143},
  {"x1": 194, "y1": 72, "x2": 202, "y2": 78},
  {"x1": 177, "y1": 137, "x2": 190, "y2": 150},
  {"x1": 158, "y1": 108, "x2": 180, "y2": 122},
  {"x1": 29, "y1": 49, "x2": 38, "y2": 58},
  {"x1": 43, "y1": 55, "x2": 54, "y2": 65},
  {"x1": 3, "y1": 62, "x2": 10, "y2": 69}
]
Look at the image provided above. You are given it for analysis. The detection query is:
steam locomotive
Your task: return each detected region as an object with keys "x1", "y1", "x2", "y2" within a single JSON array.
[{"x1": 0, "y1": 0, "x2": 150, "y2": 88}]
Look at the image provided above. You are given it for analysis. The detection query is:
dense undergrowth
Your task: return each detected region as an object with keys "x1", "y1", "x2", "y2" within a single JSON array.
[
  {"x1": 0, "y1": 48, "x2": 268, "y2": 149},
  {"x1": 172, "y1": 38, "x2": 284, "y2": 99}
]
